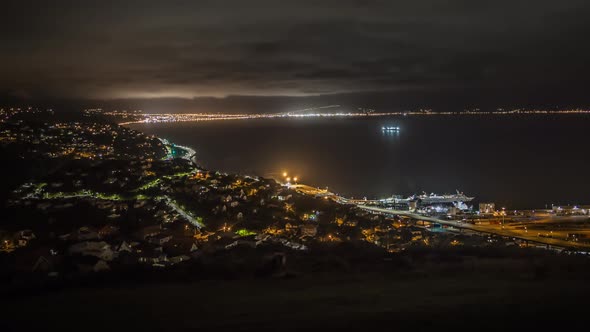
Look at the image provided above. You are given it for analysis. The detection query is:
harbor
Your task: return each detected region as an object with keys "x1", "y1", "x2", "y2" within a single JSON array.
[{"x1": 289, "y1": 182, "x2": 590, "y2": 251}]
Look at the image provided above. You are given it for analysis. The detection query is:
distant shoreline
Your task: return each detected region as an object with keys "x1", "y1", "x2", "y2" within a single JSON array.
[{"x1": 118, "y1": 110, "x2": 590, "y2": 126}]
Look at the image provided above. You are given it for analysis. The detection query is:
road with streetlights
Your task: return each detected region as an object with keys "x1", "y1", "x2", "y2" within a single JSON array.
[
  {"x1": 357, "y1": 205, "x2": 590, "y2": 251},
  {"x1": 162, "y1": 197, "x2": 204, "y2": 229}
]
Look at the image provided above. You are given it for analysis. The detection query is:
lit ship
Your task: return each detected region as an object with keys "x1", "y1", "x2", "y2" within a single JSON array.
[
  {"x1": 373, "y1": 191, "x2": 474, "y2": 208},
  {"x1": 382, "y1": 126, "x2": 400, "y2": 131},
  {"x1": 410, "y1": 191, "x2": 474, "y2": 204},
  {"x1": 354, "y1": 191, "x2": 475, "y2": 211}
]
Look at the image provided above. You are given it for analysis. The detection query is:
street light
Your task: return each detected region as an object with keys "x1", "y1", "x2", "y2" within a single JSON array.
[
  {"x1": 293, "y1": 177, "x2": 298, "y2": 183},
  {"x1": 282, "y1": 171, "x2": 288, "y2": 177}
]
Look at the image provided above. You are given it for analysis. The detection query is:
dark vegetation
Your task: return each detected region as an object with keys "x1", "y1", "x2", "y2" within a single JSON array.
[{"x1": 4, "y1": 243, "x2": 590, "y2": 329}]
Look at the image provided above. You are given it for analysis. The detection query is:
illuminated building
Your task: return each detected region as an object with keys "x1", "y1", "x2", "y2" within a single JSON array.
[{"x1": 479, "y1": 203, "x2": 496, "y2": 214}]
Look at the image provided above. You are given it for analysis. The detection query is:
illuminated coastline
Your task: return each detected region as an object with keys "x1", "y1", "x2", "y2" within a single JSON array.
[
  {"x1": 78, "y1": 107, "x2": 590, "y2": 126},
  {"x1": 116, "y1": 111, "x2": 402, "y2": 125}
]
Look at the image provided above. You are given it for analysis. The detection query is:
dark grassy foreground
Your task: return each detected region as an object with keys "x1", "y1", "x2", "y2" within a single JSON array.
[{"x1": 4, "y1": 247, "x2": 590, "y2": 330}]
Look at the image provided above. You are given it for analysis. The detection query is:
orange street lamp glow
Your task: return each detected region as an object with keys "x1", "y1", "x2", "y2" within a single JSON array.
[
  {"x1": 293, "y1": 177, "x2": 298, "y2": 182},
  {"x1": 282, "y1": 172, "x2": 288, "y2": 177}
]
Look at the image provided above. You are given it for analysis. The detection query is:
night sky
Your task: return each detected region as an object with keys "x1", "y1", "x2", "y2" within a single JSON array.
[{"x1": 3, "y1": 1, "x2": 590, "y2": 111}]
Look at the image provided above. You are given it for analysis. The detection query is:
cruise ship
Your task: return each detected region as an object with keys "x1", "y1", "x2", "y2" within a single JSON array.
[
  {"x1": 375, "y1": 191, "x2": 474, "y2": 206},
  {"x1": 350, "y1": 190, "x2": 474, "y2": 211},
  {"x1": 382, "y1": 126, "x2": 400, "y2": 131},
  {"x1": 410, "y1": 191, "x2": 474, "y2": 204}
]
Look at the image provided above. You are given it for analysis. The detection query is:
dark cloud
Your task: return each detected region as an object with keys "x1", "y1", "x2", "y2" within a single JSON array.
[{"x1": 2, "y1": 0, "x2": 590, "y2": 108}]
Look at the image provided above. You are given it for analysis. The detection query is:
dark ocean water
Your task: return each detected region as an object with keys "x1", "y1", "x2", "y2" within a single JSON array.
[{"x1": 130, "y1": 115, "x2": 590, "y2": 209}]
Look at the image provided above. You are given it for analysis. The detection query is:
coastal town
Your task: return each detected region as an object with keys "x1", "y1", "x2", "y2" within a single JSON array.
[
  {"x1": 1, "y1": 107, "x2": 590, "y2": 288},
  {"x1": 5, "y1": 2, "x2": 590, "y2": 328}
]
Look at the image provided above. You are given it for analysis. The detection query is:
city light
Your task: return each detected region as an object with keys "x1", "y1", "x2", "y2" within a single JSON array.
[{"x1": 106, "y1": 107, "x2": 590, "y2": 126}]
